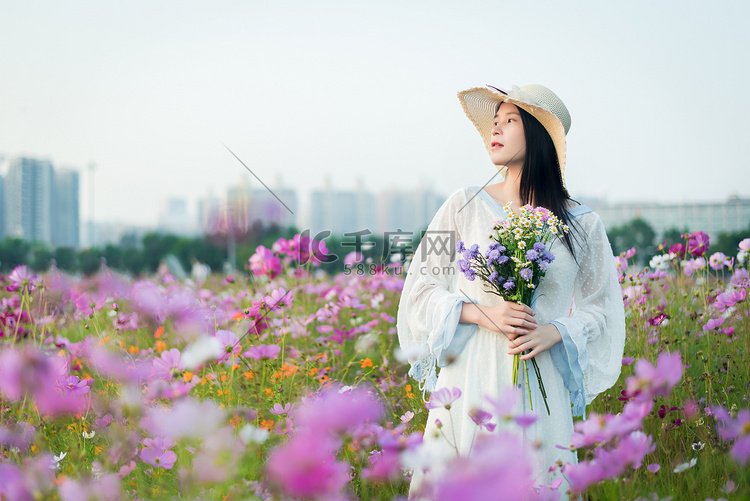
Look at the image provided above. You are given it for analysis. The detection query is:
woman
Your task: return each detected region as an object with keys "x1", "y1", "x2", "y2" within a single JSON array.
[{"x1": 397, "y1": 84, "x2": 626, "y2": 496}]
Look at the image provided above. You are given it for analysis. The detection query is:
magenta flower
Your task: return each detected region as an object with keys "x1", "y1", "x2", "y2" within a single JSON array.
[
  {"x1": 426, "y1": 387, "x2": 462, "y2": 410},
  {"x1": 669, "y1": 242, "x2": 686, "y2": 258},
  {"x1": 682, "y1": 257, "x2": 706, "y2": 276},
  {"x1": 622, "y1": 357, "x2": 635, "y2": 366},
  {"x1": 152, "y1": 348, "x2": 184, "y2": 380},
  {"x1": 702, "y1": 317, "x2": 725, "y2": 331},
  {"x1": 245, "y1": 344, "x2": 281, "y2": 361},
  {"x1": 248, "y1": 246, "x2": 283, "y2": 279},
  {"x1": 270, "y1": 403, "x2": 292, "y2": 416},
  {"x1": 713, "y1": 407, "x2": 750, "y2": 464},
  {"x1": 56, "y1": 375, "x2": 94, "y2": 395},
  {"x1": 140, "y1": 437, "x2": 177, "y2": 469},
  {"x1": 647, "y1": 463, "x2": 660, "y2": 473},
  {"x1": 688, "y1": 231, "x2": 710, "y2": 257}
]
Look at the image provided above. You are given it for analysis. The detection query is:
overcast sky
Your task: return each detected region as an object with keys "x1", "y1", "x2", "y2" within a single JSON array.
[{"x1": 1, "y1": 0, "x2": 748, "y2": 226}]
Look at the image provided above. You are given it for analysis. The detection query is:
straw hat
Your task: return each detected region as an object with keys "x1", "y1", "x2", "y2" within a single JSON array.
[{"x1": 458, "y1": 84, "x2": 571, "y2": 183}]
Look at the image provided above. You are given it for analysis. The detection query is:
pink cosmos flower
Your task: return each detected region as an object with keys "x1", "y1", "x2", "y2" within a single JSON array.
[
  {"x1": 152, "y1": 348, "x2": 184, "y2": 380},
  {"x1": 430, "y1": 431, "x2": 534, "y2": 501},
  {"x1": 682, "y1": 257, "x2": 706, "y2": 276},
  {"x1": 469, "y1": 409, "x2": 496, "y2": 432},
  {"x1": 688, "y1": 231, "x2": 710, "y2": 257},
  {"x1": 215, "y1": 330, "x2": 241, "y2": 361},
  {"x1": 266, "y1": 432, "x2": 349, "y2": 499},
  {"x1": 74, "y1": 291, "x2": 107, "y2": 316},
  {"x1": 702, "y1": 317, "x2": 725, "y2": 331},
  {"x1": 708, "y1": 252, "x2": 732, "y2": 270},
  {"x1": 712, "y1": 407, "x2": 750, "y2": 464},
  {"x1": 245, "y1": 343, "x2": 281, "y2": 360},
  {"x1": 270, "y1": 403, "x2": 292, "y2": 416},
  {"x1": 731, "y1": 268, "x2": 749, "y2": 288},
  {"x1": 59, "y1": 473, "x2": 121, "y2": 501},
  {"x1": 6, "y1": 265, "x2": 39, "y2": 293},
  {"x1": 714, "y1": 288, "x2": 746, "y2": 311},
  {"x1": 248, "y1": 246, "x2": 283, "y2": 279},
  {"x1": 56, "y1": 375, "x2": 94, "y2": 395},
  {"x1": 263, "y1": 287, "x2": 295, "y2": 310},
  {"x1": 294, "y1": 386, "x2": 384, "y2": 436},
  {"x1": 625, "y1": 352, "x2": 683, "y2": 401},
  {"x1": 426, "y1": 387, "x2": 462, "y2": 410},
  {"x1": 140, "y1": 437, "x2": 177, "y2": 469}
]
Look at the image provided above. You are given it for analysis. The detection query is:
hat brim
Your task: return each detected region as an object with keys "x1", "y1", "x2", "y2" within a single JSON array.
[{"x1": 458, "y1": 87, "x2": 567, "y2": 185}]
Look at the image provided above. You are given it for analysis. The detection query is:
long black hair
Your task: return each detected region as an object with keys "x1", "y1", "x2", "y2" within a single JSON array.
[{"x1": 502, "y1": 103, "x2": 579, "y2": 258}]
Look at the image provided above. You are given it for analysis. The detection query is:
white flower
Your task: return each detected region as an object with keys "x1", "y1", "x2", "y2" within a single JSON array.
[
  {"x1": 181, "y1": 336, "x2": 224, "y2": 369},
  {"x1": 400, "y1": 411, "x2": 415, "y2": 424},
  {"x1": 239, "y1": 425, "x2": 269, "y2": 445},
  {"x1": 691, "y1": 441, "x2": 705, "y2": 451},
  {"x1": 83, "y1": 430, "x2": 95, "y2": 439},
  {"x1": 673, "y1": 457, "x2": 697, "y2": 473},
  {"x1": 52, "y1": 451, "x2": 67, "y2": 470}
]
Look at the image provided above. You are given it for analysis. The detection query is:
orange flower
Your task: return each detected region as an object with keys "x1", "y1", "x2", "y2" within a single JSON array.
[
  {"x1": 309, "y1": 368, "x2": 319, "y2": 376},
  {"x1": 183, "y1": 372, "x2": 194, "y2": 382},
  {"x1": 233, "y1": 311, "x2": 245, "y2": 320},
  {"x1": 128, "y1": 345, "x2": 140, "y2": 355},
  {"x1": 155, "y1": 340, "x2": 167, "y2": 353},
  {"x1": 264, "y1": 388, "x2": 273, "y2": 396},
  {"x1": 244, "y1": 371, "x2": 254, "y2": 380},
  {"x1": 154, "y1": 326, "x2": 164, "y2": 338},
  {"x1": 260, "y1": 419, "x2": 275, "y2": 431},
  {"x1": 360, "y1": 358, "x2": 373, "y2": 368}
]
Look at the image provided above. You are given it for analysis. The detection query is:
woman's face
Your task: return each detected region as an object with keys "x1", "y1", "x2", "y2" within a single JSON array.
[{"x1": 490, "y1": 102, "x2": 526, "y2": 169}]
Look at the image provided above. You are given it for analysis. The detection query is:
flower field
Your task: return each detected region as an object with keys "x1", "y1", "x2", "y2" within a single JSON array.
[{"x1": 0, "y1": 233, "x2": 748, "y2": 500}]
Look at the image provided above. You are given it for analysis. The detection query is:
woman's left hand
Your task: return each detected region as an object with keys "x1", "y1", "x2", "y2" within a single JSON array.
[{"x1": 507, "y1": 324, "x2": 562, "y2": 360}]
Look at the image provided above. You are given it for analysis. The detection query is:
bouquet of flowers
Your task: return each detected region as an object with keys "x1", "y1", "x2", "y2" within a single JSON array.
[{"x1": 457, "y1": 202, "x2": 570, "y2": 415}]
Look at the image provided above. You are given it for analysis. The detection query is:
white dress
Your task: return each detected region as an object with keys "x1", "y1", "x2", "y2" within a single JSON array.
[{"x1": 397, "y1": 186, "x2": 626, "y2": 495}]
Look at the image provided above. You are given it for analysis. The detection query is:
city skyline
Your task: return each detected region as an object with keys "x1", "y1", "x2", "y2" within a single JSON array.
[{"x1": 1, "y1": 1, "x2": 748, "y2": 228}]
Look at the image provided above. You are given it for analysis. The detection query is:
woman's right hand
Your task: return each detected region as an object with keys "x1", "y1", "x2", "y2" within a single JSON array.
[{"x1": 460, "y1": 300, "x2": 537, "y2": 341}]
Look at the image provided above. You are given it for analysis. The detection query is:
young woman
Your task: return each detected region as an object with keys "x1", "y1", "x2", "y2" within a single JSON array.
[{"x1": 397, "y1": 84, "x2": 626, "y2": 495}]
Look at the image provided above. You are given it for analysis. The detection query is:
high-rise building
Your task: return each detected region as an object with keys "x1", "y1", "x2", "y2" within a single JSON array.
[
  {"x1": 157, "y1": 198, "x2": 195, "y2": 236},
  {"x1": 309, "y1": 184, "x2": 377, "y2": 238},
  {"x1": 53, "y1": 169, "x2": 80, "y2": 247},
  {"x1": 2, "y1": 157, "x2": 80, "y2": 247},
  {"x1": 4, "y1": 158, "x2": 54, "y2": 245}
]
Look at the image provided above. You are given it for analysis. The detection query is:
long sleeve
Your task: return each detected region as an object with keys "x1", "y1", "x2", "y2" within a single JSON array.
[
  {"x1": 549, "y1": 213, "x2": 626, "y2": 416},
  {"x1": 396, "y1": 189, "x2": 478, "y2": 394}
]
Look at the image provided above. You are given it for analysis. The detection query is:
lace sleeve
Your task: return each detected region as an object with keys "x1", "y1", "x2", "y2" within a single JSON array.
[
  {"x1": 396, "y1": 189, "x2": 476, "y2": 394},
  {"x1": 550, "y1": 213, "x2": 626, "y2": 414}
]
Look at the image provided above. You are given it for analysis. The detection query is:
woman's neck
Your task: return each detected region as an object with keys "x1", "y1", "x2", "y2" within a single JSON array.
[{"x1": 490, "y1": 165, "x2": 524, "y2": 208}]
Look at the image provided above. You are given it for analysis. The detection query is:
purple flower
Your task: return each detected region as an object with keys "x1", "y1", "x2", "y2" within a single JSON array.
[
  {"x1": 503, "y1": 280, "x2": 516, "y2": 291},
  {"x1": 533, "y1": 242, "x2": 546, "y2": 252},
  {"x1": 488, "y1": 271, "x2": 498, "y2": 283},
  {"x1": 270, "y1": 403, "x2": 292, "y2": 416},
  {"x1": 426, "y1": 387, "x2": 462, "y2": 410},
  {"x1": 245, "y1": 344, "x2": 281, "y2": 361},
  {"x1": 525, "y1": 249, "x2": 539, "y2": 261},
  {"x1": 647, "y1": 463, "x2": 660, "y2": 473},
  {"x1": 456, "y1": 241, "x2": 465, "y2": 254},
  {"x1": 519, "y1": 268, "x2": 533, "y2": 281},
  {"x1": 688, "y1": 231, "x2": 710, "y2": 257},
  {"x1": 152, "y1": 348, "x2": 185, "y2": 380},
  {"x1": 140, "y1": 437, "x2": 177, "y2": 469}
]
